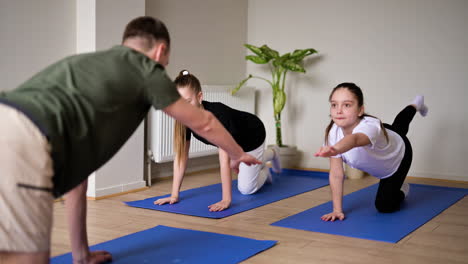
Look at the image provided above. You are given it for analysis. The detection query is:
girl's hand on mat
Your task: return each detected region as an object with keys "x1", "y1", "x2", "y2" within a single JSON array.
[
  {"x1": 73, "y1": 250, "x2": 112, "y2": 264},
  {"x1": 314, "y1": 146, "x2": 338, "y2": 158},
  {"x1": 208, "y1": 200, "x2": 231, "y2": 212},
  {"x1": 230, "y1": 153, "x2": 262, "y2": 173},
  {"x1": 321, "y1": 211, "x2": 345, "y2": 221},
  {"x1": 154, "y1": 196, "x2": 179, "y2": 205}
]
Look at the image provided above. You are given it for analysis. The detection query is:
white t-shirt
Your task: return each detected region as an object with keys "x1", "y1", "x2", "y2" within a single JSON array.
[{"x1": 327, "y1": 116, "x2": 405, "y2": 179}]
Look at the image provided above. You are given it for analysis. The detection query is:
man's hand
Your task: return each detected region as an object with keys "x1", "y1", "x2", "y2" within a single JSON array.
[{"x1": 229, "y1": 153, "x2": 262, "y2": 173}]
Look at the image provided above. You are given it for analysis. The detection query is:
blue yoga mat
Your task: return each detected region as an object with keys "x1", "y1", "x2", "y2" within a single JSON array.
[
  {"x1": 271, "y1": 183, "x2": 468, "y2": 243},
  {"x1": 51, "y1": 225, "x2": 276, "y2": 264},
  {"x1": 125, "y1": 169, "x2": 329, "y2": 218}
]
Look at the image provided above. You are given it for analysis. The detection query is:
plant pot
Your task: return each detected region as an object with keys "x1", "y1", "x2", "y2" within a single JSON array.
[
  {"x1": 344, "y1": 164, "x2": 367, "y2": 179},
  {"x1": 268, "y1": 145, "x2": 298, "y2": 169}
]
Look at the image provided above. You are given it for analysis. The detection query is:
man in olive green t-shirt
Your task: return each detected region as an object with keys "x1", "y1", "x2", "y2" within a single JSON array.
[{"x1": 0, "y1": 16, "x2": 260, "y2": 264}]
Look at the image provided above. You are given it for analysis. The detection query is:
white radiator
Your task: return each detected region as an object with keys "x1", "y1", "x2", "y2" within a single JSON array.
[{"x1": 149, "y1": 85, "x2": 256, "y2": 163}]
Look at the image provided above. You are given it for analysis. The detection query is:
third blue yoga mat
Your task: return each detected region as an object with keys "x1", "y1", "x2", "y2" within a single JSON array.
[
  {"x1": 271, "y1": 183, "x2": 468, "y2": 243},
  {"x1": 125, "y1": 169, "x2": 329, "y2": 218},
  {"x1": 51, "y1": 225, "x2": 276, "y2": 264}
]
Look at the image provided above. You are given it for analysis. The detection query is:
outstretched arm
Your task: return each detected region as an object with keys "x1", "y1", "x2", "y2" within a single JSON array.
[
  {"x1": 321, "y1": 157, "x2": 346, "y2": 221},
  {"x1": 163, "y1": 98, "x2": 261, "y2": 171},
  {"x1": 154, "y1": 140, "x2": 191, "y2": 205},
  {"x1": 315, "y1": 133, "x2": 370, "y2": 157},
  {"x1": 208, "y1": 148, "x2": 232, "y2": 212},
  {"x1": 65, "y1": 179, "x2": 112, "y2": 264}
]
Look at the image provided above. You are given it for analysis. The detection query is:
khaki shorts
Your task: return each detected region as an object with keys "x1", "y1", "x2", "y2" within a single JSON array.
[{"x1": 0, "y1": 104, "x2": 54, "y2": 252}]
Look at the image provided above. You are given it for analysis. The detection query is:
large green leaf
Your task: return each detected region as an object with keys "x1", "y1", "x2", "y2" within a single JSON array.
[
  {"x1": 246, "y1": 55, "x2": 269, "y2": 64},
  {"x1": 260, "y1": 45, "x2": 279, "y2": 60},
  {"x1": 290, "y1": 48, "x2": 318, "y2": 62},
  {"x1": 272, "y1": 52, "x2": 290, "y2": 68},
  {"x1": 283, "y1": 60, "x2": 305, "y2": 72},
  {"x1": 245, "y1": 44, "x2": 274, "y2": 63},
  {"x1": 231, "y1": 74, "x2": 252, "y2": 95},
  {"x1": 274, "y1": 90, "x2": 286, "y2": 114},
  {"x1": 244, "y1": 44, "x2": 264, "y2": 57}
]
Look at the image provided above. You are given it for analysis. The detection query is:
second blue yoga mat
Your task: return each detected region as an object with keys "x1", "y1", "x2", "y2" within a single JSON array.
[
  {"x1": 51, "y1": 225, "x2": 276, "y2": 264},
  {"x1": 271, "y1": 183, "x2": 468, "y2": 243},
  {"x1": 125, "y1": 169, "x2": 329, "y2": 218}
]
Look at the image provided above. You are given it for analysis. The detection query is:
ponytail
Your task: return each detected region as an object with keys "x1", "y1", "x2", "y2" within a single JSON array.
[
  {"x1": 173, "y1": 70, "x2": 203, "y2": 164},
  {"x1": 174, "y1": 119, "x2": 187, "y2": 164},
  {"x1": 362, "y1": 114, "x2": 389, "y2": 143},
  {"x1": 324, "y1": 119, "x2": 334, "y2": 146}
]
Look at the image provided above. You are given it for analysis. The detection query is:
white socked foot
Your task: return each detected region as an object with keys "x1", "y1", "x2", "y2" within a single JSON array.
[
  {"x1": 411, "y1": 95, "x2": 428, "y2": 117},
  {"x1": 401, "y1": 182, "x2": 410, "y2": 197},
  {"x1": 271, "y1": 145, "x2": 282, "y2": 174},
  {"x1": 265, "y1": 169, "x2": 274, "y2": 184}
]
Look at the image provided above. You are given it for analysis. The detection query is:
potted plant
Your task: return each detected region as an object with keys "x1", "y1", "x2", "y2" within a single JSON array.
[{"x1": 232, "y1": 44, "x2": 317, "y2": 168}]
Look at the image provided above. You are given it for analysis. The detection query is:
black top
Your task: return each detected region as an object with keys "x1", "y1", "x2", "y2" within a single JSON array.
[{"x1": 186, "y1": 101, "x2": 265, "y2": 152}]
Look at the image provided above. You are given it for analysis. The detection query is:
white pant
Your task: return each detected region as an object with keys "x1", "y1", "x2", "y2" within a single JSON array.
[
  {"x1": 237, "y1": 142, "x2": 275, "y2": 195},
  {"x1": 0, "y1": 104, "x2": 54, "y2": 252}
]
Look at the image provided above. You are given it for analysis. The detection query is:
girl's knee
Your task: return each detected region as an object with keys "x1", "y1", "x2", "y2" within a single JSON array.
[
  {"x1": 238, "y1": 185, "x2": 258, "y2": 195},
  {"x1": 374, "y1": 200, "x2": 399, "y2": 213}
]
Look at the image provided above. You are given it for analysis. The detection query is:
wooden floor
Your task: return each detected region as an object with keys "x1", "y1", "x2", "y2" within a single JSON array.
[{"x1": 51, "y1": 169, "x2": 468, "y2": 263}]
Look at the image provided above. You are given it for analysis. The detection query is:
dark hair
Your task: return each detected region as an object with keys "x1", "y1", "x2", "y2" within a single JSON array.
[
  {"x1": 173, "y1": 70, "x2": 203, "y2": 164},
  {"x1": 324, "y1": 82, "x2": 389, "y2": 145},
  {"x1": 122, "y1": 16, "x2": 170, "y2": 49}
]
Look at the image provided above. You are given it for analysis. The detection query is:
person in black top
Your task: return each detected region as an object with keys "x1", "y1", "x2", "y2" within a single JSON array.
[{"x1": 154, "y1": 70, "x2": 282, "y2": 212}]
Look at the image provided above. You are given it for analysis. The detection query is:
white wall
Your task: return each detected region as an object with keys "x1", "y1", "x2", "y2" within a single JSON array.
[
  {"x1": 3, "y1": 0, "x2": 464, "y2": 184},
  {"x1": 0, "y1": 0, "x2": 76, "y2": 91},
  {"x1": 248, "y1": 0, "x2": 468, "y2": 181},
  {"x1": 81, "y1": 0, "x2": 146, "y2": 197},
  {"x1": 146, "y1": 0, "x2": 247, "y2": 84},
  {"x1": 1, "y1": 0, "x2": 146, "y2": 197}
]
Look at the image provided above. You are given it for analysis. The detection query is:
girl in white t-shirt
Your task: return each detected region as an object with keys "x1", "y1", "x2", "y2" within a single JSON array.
[{"x1": 315, "y1": 83, "x2": 428, "y2": 221}]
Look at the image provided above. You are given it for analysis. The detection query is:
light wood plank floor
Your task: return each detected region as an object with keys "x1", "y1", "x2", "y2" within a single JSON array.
[{"x1": 51, "y1": 169, "x2": 468, "y2": 263}]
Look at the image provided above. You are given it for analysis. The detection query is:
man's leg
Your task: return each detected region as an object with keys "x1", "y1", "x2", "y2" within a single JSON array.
[{"x1": 0, "y1": 104, "x2": 54, "y2": 263}]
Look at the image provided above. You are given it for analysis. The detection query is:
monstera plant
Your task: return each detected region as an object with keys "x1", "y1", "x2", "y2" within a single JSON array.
[{"x1": 233, "y1": 44, "x2": 317, "y2": 147}]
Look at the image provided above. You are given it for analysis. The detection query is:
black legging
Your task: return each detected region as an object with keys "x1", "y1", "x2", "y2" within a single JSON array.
[{"x1": 374, "y1": 106, "x2": 416, "y2": 213}]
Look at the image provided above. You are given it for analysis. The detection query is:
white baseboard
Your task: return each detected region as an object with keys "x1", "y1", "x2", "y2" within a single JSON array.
[
  {"x1": 89, "y1": 180, "x2": 147, "y2": 198},
  {"x1": 409, "y1": 171, "x2": 467, "y2": 182}
]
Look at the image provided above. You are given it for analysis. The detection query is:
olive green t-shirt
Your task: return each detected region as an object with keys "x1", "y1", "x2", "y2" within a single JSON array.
[{"x1": 0, "y1": 45, "x2": 180, "y2": 197}]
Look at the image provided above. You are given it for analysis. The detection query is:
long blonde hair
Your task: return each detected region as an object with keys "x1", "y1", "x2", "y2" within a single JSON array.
[{"x1": 174, "y1": 70, "x2": 203, "y2": 163}]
